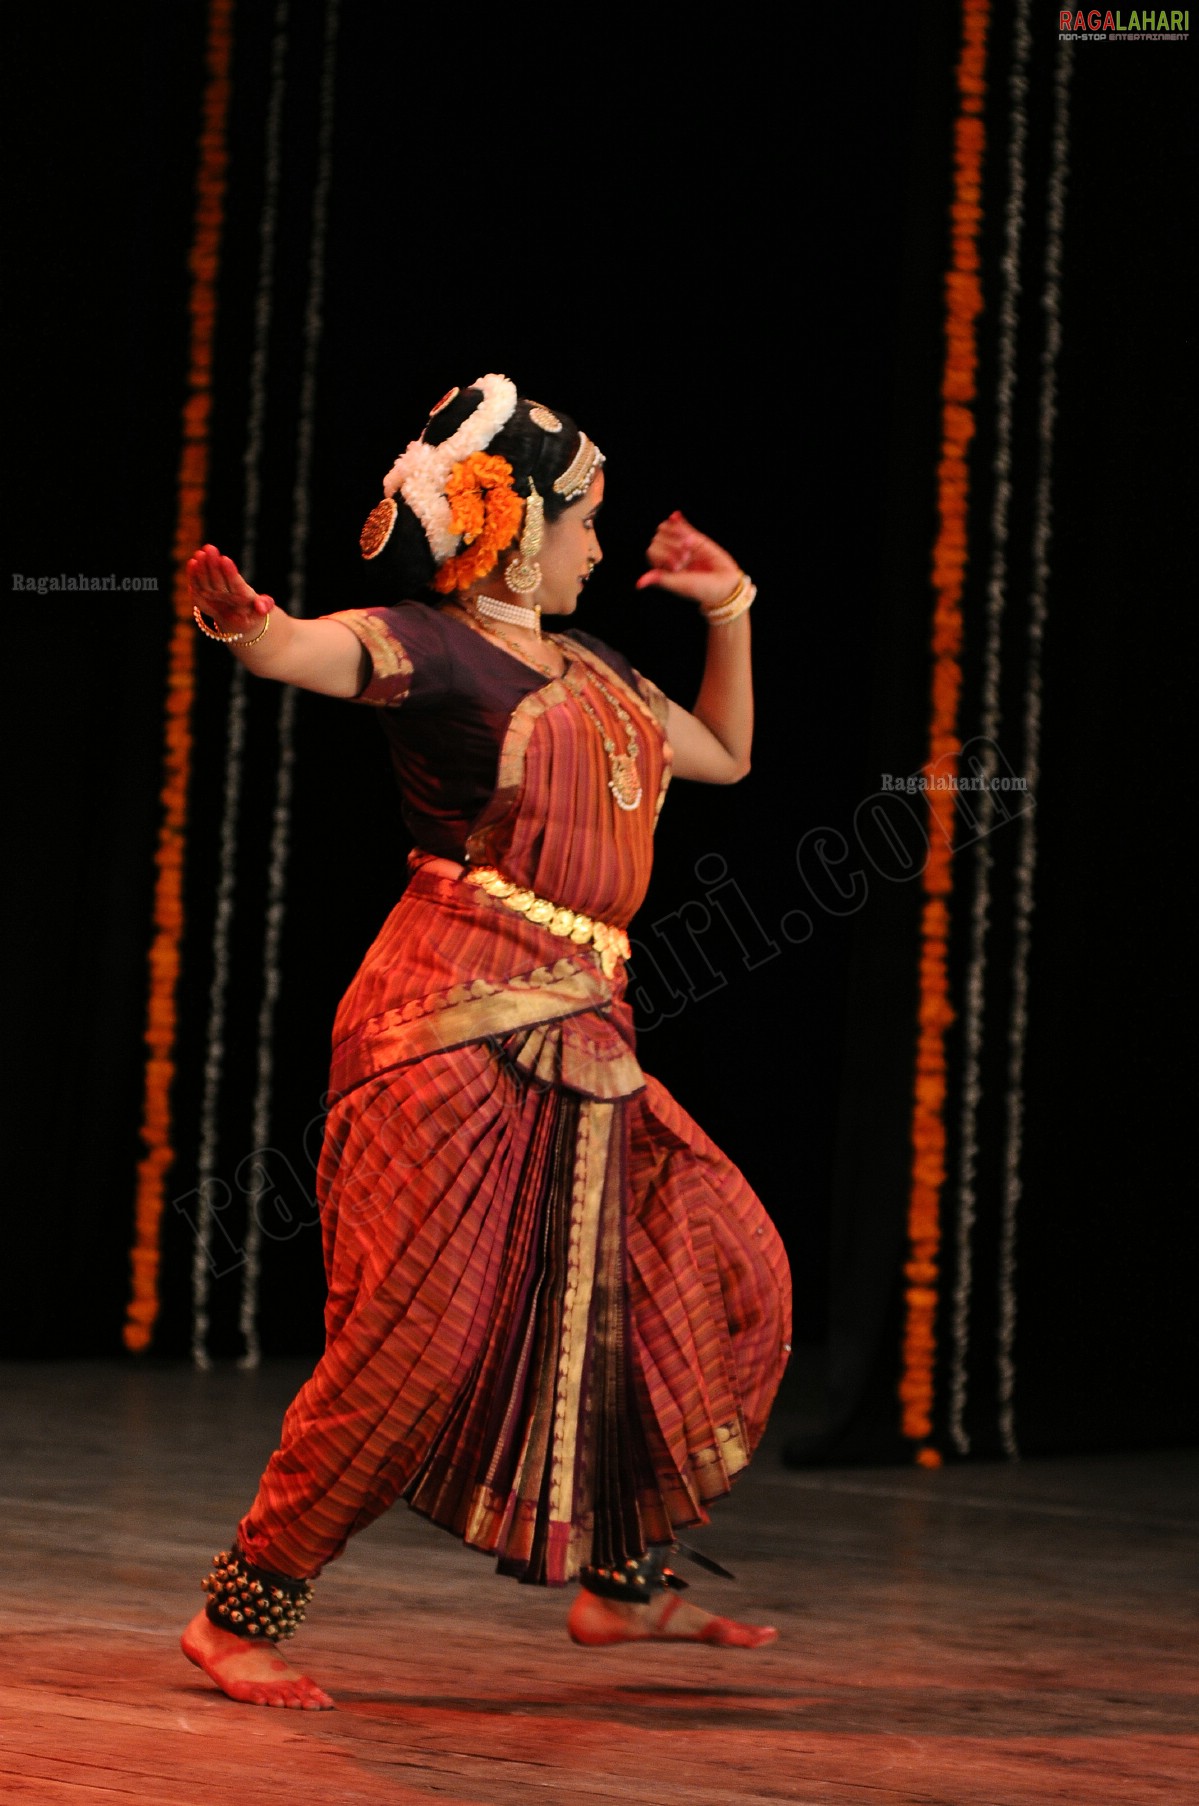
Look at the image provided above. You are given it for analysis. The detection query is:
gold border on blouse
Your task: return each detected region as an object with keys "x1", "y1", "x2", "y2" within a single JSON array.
[
  {"x1": 465, "y1": 641, "x2": 672, "y2": 868},
  {"x1": 323, "y1": 608, "x2": 415, "y2": 703}
]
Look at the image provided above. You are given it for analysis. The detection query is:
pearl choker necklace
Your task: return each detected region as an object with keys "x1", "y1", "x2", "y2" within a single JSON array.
[{"x1": 475, "y1": 594, "x2": 541, "y2": 636}]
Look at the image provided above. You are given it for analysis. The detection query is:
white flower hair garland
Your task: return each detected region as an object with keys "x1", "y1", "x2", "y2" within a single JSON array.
[{"x1": 382, "y1": 373, "x2": 518, "y2": 564}]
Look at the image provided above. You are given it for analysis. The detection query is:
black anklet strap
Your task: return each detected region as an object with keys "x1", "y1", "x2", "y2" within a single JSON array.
[
  {"x1": 674, "y1": 1538, "x2": 736, "y2": 1581},
  {"x1": 201, "y1": 1547, "x2": 314, "y2": 1641},
  {"x1": 579, "y1": 1546, "x2": 688, "y2": 1604}
]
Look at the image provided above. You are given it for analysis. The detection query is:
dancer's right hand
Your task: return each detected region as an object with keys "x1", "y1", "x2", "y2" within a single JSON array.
[{"x1": 188, "y1": 543, "x2": 274, "y2": 634}]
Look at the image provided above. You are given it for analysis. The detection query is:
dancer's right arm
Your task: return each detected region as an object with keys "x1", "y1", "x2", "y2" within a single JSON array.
[{"x1": 188, "y1": 544, "x2": 367, "y2": 698}]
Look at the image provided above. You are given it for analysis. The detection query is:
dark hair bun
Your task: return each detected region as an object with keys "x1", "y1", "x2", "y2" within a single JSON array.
[
  {"x1": 370, "y1": 383, "x2": 590, "y2": 598},
  {"x1": 425, "y1": 385, "x2": 584, "y2": 518}
]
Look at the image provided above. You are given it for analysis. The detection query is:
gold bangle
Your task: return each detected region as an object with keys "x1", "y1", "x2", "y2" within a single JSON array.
[
  {"x1": 702, "y1": 581, "x2": 756, "y2": 626},
  {"x1": 240, "y1": 612, "x2": 271, "y2": 646},
  {"x1": 702, "y1": 571, "x2": 748, "y2": 614},
  {"x1": 705, "y1": 599, "x2": 753, "y2": 627},
  {"x1": 193, "y1": 603, "x2": 271, "y2": 646}
]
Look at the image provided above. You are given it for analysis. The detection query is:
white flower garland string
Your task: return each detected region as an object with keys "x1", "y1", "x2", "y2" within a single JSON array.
[{"x1": 381, "y1": 373, "x2": 518, "y2": 563}]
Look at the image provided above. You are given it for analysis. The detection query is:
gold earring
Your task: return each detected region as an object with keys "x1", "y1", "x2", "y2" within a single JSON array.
[{"x1": 504, "y1": 482, "x2": 544, "y2": 594}]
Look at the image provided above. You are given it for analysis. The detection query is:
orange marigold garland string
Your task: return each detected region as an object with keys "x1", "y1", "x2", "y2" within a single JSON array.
[
  {"x1": 898, "y1": 0, "x2": 990, "y2": 1464},
  {"x1": 124, "y1": 0, "x2": 235, "y2": 1353}
]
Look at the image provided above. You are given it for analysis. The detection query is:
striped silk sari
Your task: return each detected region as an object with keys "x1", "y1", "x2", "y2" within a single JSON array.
[{"x1": 235, "y1": 605, "x2": 791, "y2": 1586}]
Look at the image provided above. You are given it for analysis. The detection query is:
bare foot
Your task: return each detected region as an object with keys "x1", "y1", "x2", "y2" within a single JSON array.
[
  {"x1": 567, "y1": 1589, "x2": 777, "y2": 1649},
  {"x1": 181, "y1": 1608, "x2": 334, "y2": 1708}
]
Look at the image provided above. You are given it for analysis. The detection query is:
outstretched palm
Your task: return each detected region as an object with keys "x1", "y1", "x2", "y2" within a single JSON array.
[{"x1": 188, "y1": 543, "x2": 273, "y2": 631}]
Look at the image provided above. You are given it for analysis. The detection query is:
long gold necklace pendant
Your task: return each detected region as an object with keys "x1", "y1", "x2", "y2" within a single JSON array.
[{"x1": 607, "y1": 754, "x2": 643, "y2": 812}]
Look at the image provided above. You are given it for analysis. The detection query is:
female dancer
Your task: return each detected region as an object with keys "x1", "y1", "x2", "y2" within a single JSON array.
[{"x1": 180, "y1": 376, "x2": 791, "y2": 1708}]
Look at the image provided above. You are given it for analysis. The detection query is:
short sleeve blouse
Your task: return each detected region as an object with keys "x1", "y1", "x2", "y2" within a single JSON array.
[{"x1": 323, "y1": 602, "x2": 667, "y2": 865}]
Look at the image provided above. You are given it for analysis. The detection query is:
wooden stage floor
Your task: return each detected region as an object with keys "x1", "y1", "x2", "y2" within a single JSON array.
[{"x1": 0, "y1": 1361, "x2": 1194, "y2": 1805}]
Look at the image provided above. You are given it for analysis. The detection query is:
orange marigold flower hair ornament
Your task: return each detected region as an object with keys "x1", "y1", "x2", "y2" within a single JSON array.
[
  {"x1": 431, "y1": 452, "x2": 526, "y2": 595},
  {"x1": 359, "y1": 373, "x2": 518, "y2": 566}
]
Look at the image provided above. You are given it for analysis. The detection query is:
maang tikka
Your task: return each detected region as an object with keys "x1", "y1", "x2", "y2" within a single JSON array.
[{"x1": 504, "y1": 482, "x2": 544, "y2": 594}]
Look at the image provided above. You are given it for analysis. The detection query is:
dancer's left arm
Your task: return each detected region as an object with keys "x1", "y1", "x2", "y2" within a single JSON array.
[{"x1": 638, "y1": 511, "x2": 753, "y2": 785}]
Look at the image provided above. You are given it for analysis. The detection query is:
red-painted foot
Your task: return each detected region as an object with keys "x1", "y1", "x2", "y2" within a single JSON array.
[
  {"x1": 567, "y1": 1589, "x2": 777, "y2": 1649},
  {"x1": 181, "y1": 1609, "x2": 334, "y2": 1708}
]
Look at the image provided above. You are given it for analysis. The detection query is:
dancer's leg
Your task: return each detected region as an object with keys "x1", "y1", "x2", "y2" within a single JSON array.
[
  {"x1": 566, "y1": 1550, "x2": 777, "y2": 1648},
  {"x1": 181, "y1": 1550, "x2": 332, "y2": 1708},
  {"x1": 561, "y1": 1077, "x2": 790, "y2": 1651},
  {"x1": 181, "y1": 1610, "x2": 335, "y2": 1708},
  {"x1": 567, "y1": 1590, "x2": 777, "y2": 1647},
  {"x1": 182, "y1": 1047, "x2": 543, "y2": 1706}
]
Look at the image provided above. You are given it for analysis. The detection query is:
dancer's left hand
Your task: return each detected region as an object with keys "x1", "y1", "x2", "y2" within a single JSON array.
[{"x1": 636, "y1": 511, "x2": 743, "y2": 611}]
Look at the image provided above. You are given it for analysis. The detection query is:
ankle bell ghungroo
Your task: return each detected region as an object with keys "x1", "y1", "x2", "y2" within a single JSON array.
[
  {"x1": 200, "y1": 1547, "x2": 315, "y2": 1641},
  {"x1": 579, "y1": 1546, "x2": 689, "y2": 1604}
]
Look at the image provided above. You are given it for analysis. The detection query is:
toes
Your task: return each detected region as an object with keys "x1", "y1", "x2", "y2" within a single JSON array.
[{"x1": 703, "y1": 1617, "x2": 778, "y2": 1648}]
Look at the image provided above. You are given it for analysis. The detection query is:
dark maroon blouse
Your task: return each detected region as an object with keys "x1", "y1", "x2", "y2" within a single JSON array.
[{"x1": 324, "y1": 601, "x2": 657, "y2": 862}]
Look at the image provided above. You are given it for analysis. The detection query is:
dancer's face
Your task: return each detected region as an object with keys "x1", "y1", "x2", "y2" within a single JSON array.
[{"x1": 536, "y1": 471, "x2": 605, "y2": 616}]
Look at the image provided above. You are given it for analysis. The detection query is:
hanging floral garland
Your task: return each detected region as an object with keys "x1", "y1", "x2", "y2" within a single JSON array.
[
  {"x1": 238, "y1": 0, "x2": 340, "y2": 1370},
  {"x1": 950, "y1": 0, "x2": 1032, "y2": 1458},
  {"x1": 995, "y1": 43, "x2": 1071, "y2": 1459},
  {"x1": 191, "y1": 4, "x2": 290, "y2": 1371},
  {"x1": 124, "y1": 0, "x2": 235, "y2": 1353},
  {"x1": 899, "y1": 0, "x2": 991, "y2": 1465}
]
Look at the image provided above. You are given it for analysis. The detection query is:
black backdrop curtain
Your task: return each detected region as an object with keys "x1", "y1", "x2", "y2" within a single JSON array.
[{"x1": 5, "y1": 3, "x2": 1193, "y2": 1462}]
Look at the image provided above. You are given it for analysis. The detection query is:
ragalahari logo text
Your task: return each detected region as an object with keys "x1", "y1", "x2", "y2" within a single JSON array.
[{"x1": 1059, "y1": 8, "x2": 1189, "y2": 35}]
